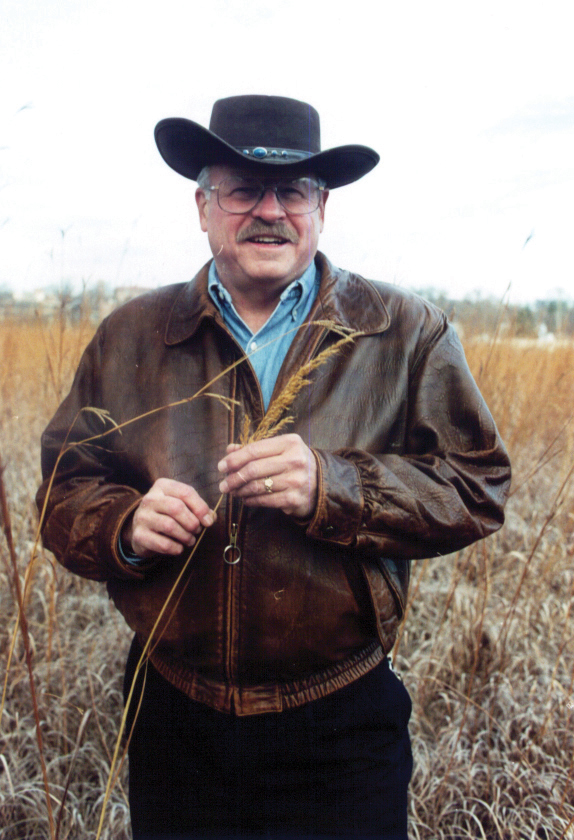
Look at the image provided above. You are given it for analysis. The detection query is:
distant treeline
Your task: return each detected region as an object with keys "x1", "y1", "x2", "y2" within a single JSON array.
[
  {"x1": 2, "y1": 281, "x2": 573, "y2": 339},
  {"x1": 415, "y1": 288, "x2": 574, "y2": 339}
]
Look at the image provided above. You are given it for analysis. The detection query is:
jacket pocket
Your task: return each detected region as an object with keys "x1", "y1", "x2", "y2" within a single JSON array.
[{"x1": 361, "y1": 557, "x2": 410, "y2": 654}]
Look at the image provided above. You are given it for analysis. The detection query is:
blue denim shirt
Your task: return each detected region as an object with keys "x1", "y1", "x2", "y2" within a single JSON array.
[{"x1": 208, "y1": 259, "x2": 320, "y2": 410}]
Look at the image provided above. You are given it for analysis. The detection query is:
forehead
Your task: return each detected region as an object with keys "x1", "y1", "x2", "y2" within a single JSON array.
[{"x1": 209, "y1": 164, "x2": 317, "y2": 183}]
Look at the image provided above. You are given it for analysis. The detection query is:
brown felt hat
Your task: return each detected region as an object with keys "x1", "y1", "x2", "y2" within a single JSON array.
[{"x1": 155, "y1": 95, "x2": 379, "y2": 189}]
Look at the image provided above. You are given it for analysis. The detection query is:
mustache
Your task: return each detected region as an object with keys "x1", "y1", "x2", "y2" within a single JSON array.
[{"x1": 236, "y1": 221, "x2": 299, "y2": 244}]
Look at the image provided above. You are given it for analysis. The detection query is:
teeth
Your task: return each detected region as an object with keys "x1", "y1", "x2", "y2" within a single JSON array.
[{"x1": 251, "y1": 236, "x2": 284, "y2": 243}]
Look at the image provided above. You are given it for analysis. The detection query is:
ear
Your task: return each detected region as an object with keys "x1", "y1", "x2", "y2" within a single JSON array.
[{"x1": 195, "y1": 188, "x2": 209, "y2": 232}]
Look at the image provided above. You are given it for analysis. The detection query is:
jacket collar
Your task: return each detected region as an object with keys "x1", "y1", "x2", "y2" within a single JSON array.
[
  {"x1": 312, "y1": 252, "x2": 390, "y2": 335},
  {"x1": 164, "y1": 252, "x2": 390, "y2": 346}
]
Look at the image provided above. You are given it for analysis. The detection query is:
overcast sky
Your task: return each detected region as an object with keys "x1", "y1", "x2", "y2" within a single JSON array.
[{"x1": 1, "y1": 0, "x2": 573, "y2": 303}]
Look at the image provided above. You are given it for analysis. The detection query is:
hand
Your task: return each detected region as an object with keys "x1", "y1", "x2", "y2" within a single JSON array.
[
  {"x1": 122, "y1": 478, "x2": 216, "y2": 558},
  {"x1": 218, "y1": 433, "x2": 318, "y2": 519}
]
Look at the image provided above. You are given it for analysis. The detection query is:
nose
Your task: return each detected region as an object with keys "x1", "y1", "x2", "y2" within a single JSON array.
[{"x1": 252, "y1": 186, "x2": 286, "y2": 221}]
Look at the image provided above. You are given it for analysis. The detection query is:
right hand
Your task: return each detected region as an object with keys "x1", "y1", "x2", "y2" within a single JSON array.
[{"x1": 122, "y1": 478, "x2": 217, "y2": 558}]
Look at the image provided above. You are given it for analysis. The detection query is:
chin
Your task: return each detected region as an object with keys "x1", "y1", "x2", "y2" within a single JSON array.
[{"x1": 243, "y1": 256, "x2": 296, "y2": 277}]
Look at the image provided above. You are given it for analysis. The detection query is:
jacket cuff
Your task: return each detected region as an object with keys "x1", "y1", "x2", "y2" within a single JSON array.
[
  {"x1": 306, "y1": 449, "x2": 364, "y2": 545},
  {"x1": 104, "y1": 495, "x2": 152, "y2": 579}
]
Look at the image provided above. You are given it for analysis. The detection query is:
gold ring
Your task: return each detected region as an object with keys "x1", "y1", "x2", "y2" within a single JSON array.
[{"x1": 264, "y1": 477, "x2": 274, "y2": 494}]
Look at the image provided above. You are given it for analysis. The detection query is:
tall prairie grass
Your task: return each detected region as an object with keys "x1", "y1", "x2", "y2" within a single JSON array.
[{"x1": 0, "y1": 312, "x2": 573, "y2": 839}]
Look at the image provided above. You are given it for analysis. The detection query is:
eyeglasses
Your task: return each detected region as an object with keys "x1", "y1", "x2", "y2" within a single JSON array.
[{"x1": 204, "y1": 176, "x2": 325, "y2": 215}]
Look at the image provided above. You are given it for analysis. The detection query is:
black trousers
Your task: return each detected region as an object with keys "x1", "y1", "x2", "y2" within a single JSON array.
[{"x1": 124, "y1": 638, "x2": 412, "y2": 840}]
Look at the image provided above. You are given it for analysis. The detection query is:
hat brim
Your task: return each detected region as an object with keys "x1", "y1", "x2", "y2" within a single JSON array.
[{"x1": 155, "y1": 118, "x2": 379, "y2": 189}]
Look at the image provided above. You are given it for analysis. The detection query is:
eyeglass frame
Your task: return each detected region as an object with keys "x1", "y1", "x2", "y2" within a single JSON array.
[{"x1": 201, "y1": 175, "x2": 327, "y2": 216}]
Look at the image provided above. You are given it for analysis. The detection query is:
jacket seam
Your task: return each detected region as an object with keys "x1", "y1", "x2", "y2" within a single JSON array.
[
  {"x1": 410, "y1": 310, "x2": 448, "y2": 377},
  {"x1": 376, "y1": 559, "x2": 406, "y2": 617}
]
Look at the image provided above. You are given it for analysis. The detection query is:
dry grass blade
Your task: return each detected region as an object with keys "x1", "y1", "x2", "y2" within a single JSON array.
[
  {"x1": 201, "y1": 392, "x2": 240, "y2": 412},
  {"x1": 0, "y1": 455, "x2": 56, "y2": 839},
  {"x1": 82, "y1": 407, "x2": 123, "y2": 432},
  {"x1": 54, "y1": 708, "x2": 92, "y2": 839},
  {"x1": 509, "y1": 410, "x2": 574, "y2": 497},
  {"x1": 0, "y1": 753, "x2": 15, "y2": 798},
  {"x1": 432, "y1": 549, "x2": 489, "y2": 804},
  {"x1": 495, "y1": 458, "x2": 574, "y2": 657},
  {"x1": 239, "y1": 414, "x2": 252, "y2": 446}
]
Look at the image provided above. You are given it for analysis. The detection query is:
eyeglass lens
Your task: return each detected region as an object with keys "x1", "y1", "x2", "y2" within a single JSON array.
[{"x1": 217, "y1": 177, "x2": 321, "y2": 215}]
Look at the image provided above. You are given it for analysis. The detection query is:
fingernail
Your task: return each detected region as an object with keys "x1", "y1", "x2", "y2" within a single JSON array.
[
  {"x1": 219, "y1": 480, "x2": 229, "y2": 493},
  {"x1": 202, "y1": 513, "x2": 215, "y2": 527},
  {"x1": 218, "y1": 459, "x2": 227, "y2": 473}
]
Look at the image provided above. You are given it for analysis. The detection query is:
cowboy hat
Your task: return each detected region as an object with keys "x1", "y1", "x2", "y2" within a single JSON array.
[{"x1": 155, "y1": 95, "x2": 379, "y2": 189}]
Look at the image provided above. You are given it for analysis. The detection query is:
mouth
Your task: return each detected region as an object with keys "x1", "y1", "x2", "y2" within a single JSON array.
[{"x1": 245, "y1": 235, "x2": 290, "y2": 246}]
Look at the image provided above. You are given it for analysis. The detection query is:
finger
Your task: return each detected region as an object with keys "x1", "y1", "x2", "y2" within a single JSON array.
[
  {"x1": 136, "y1": 510, "x2": 199, "y2": 546},
  {"x1": 242, "y1": 489, "x2": 285, "y2": 507},
  {"x1": 218, "y1": 437, "x2": 287, "y2": 475},
  {"x1": 139, "y1": 494, "x2": 203, "y2": 535},
  {"x1": 131, "y1": 528, "x2": 189, "y2": 557},
  {"x1": 218, "y1": 456, "x2": 287, "y2": 494},
  {"x1": 226, "y1": 475, "x2": 276, "y2": 499},
  {"x1": 238, "y1": 447, "x2": 318, "y2": 519},
  {"x1": 153, "y1": 478, "x2": 216, "y2": 527},
  {"x1": 222, "y1": 468, "x2": 287, "y2": 498},
  {"x1": 130, "y1": 506, "x2": 197, "y2": 555},
  {"x1": 169, "y1": 486, "x2": 216, "y2": 527}
]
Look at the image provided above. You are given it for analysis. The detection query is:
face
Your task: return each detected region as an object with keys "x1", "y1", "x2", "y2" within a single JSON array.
[{"x1": 195, "y1": 164, "x2": 328, "y2": 297}]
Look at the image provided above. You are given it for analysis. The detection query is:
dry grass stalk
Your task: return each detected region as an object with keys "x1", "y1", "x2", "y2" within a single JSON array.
[
  {"x1": 0, "y1": 456, "x2": 56, "y2": 837},
  {"x1": 495, "y1": 459, "x2": 574, "y2": 661},
  {"x1": 54, "y1": 708, "x2": 92, "y2": 838}
]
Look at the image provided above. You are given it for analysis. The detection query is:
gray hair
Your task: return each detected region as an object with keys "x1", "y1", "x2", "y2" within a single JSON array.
[{"x1": 196, "y1": 166, "x2": 212, "y2": 190}]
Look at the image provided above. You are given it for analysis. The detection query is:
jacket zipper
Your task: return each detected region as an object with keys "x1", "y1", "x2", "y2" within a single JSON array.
[
  {"x1": 224, "y1": 495, "x2": 243, "y2": 687},
  {"x1": 223, "y1": 520, "x2": 241, "y2": 565},
  {"x1": 222, "y1": 323, "x2": 330, "y2": 692},
  {"x1": 212, "y1": 319, "x2": 264, "y2": 691}
]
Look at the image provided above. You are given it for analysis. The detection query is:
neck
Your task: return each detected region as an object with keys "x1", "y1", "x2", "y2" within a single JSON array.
[
  {"x1": 223, "y1": 282, "x2": 286, "y2": 333},
  {"x1": 213, "y1": 261, "x2": 312, "y2": 333}
]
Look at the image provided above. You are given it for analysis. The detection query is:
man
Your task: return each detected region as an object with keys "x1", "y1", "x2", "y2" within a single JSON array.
[{"x1": 37, "y1": 95, "x2": 510, "y2": 839}]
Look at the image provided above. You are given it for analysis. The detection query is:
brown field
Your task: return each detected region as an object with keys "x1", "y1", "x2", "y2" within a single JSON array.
[{"x1": 1, "y1": 313, "x2": 573, "y2": 839}]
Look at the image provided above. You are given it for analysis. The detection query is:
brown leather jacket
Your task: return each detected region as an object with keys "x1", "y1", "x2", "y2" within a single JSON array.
[{"x1": 37, "y1": 253, "x2": 510, "y2": 715}]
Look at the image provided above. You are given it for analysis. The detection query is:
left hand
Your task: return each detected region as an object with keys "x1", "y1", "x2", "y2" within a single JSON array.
[{"x1": 218, "y1": 433, "x2": 318, "y2": 519}]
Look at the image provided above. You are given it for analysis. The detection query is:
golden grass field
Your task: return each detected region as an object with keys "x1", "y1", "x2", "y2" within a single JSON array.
[{"x1": 1, "y1": 312, "x2": 573, "y2": 839}]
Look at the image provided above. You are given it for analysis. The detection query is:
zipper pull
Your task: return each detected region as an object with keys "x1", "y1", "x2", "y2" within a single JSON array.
[{"x1": 223, "y1": 522, "x2": 241, "y2": 565}]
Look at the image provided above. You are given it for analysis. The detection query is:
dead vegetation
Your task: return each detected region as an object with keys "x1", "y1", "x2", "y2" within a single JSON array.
[{"x1": 1, "y1": 312, "x2": 573, "y2": 839}]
